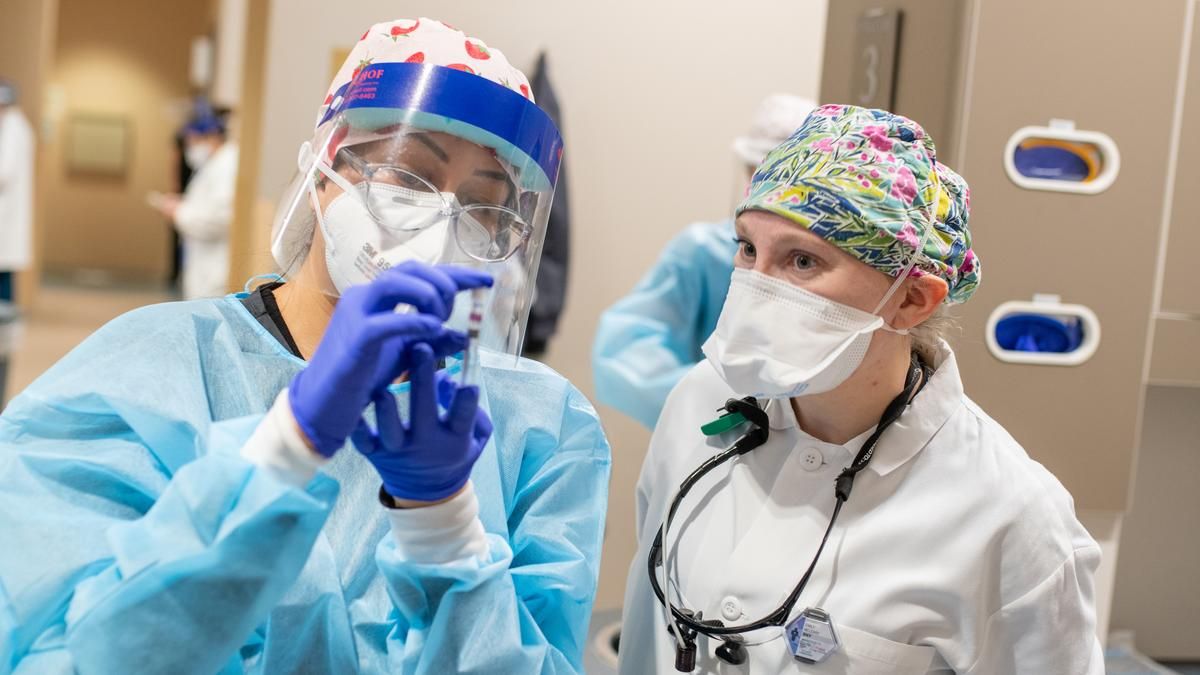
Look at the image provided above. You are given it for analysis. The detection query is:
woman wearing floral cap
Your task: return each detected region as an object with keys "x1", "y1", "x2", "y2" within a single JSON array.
[
  {"x1": 621, "y1": 105, "x2": 1102, "y2": 674},
  {"x1": 0, "y1": 19, "x2": 609, "y2": 674}
]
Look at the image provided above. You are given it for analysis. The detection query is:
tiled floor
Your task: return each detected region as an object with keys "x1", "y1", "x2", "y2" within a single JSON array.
[{"x1": 2, "y1": 282, "x2": 173, "y2": 403}]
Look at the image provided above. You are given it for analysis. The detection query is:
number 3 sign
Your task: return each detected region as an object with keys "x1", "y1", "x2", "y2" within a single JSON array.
[{"x1": 851, "y1": 8, "x2": 902, "y2": 110}]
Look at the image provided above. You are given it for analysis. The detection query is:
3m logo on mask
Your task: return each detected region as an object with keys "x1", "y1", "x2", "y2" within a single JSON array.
[
  {"x1": 321, "y1": 189, "x2": 457, "y2": 294},
  {"x1": 361, "y1": 242, "x2": 393, "y2": 273}
]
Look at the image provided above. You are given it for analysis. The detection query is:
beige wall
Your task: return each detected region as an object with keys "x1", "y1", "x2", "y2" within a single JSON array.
[
  {"x1": 40, "y1": 0, "x2": 213, "y2": 282},
  {"x1": 212, "y1": 0, "x2": 248, "y2": 110},
  {"x1": 1160, "y1": 0, "x2": 1200, "y2": 317},
  {"x1": 0, "y1": 0, "x2": 58, "y2": 307},
  {"x1": 0, "y1": 2, "x2": 55, "y2": 126},
  {"x1": 255, "y1": 0, "x2": 827, "y2": 610},
  {"x1": 225, "y1": 0, "x2": 273, "y2": 294}
]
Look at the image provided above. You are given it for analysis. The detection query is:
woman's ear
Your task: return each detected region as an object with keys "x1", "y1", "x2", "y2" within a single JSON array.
[{"x1": 891, "y1": 275, "x2": 949, "y2": 330}]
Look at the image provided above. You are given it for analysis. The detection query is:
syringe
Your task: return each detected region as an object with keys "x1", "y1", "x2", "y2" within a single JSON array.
[{"x1": 459, "y1": 287, "x2": 486, "y2": 387}]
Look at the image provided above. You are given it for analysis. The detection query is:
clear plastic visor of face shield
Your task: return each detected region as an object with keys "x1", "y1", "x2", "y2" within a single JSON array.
[{"x1": 269, "y1": 63, "x2": 563, "y2": 360}]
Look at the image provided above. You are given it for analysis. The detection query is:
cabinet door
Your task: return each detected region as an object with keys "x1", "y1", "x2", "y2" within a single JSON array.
[
  {"x1": 1162, "y1": 3, "x2": 1200, "y2": 316},
  {"x1": 952, "y1": 0, "x2": 1190, "y2": 510}
]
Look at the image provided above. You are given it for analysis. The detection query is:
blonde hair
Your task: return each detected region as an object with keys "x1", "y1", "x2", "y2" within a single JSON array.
[{"x1": 908, "y1": 306, "x2": 959, "y2": 363}]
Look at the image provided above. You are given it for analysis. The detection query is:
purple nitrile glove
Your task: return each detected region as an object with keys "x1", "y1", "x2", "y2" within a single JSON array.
[
  {"x1": 352, "y1": 342, "x2": 494, "y2": 502},
  {"x1": 288, "y1": 261, "x2": 492, "y2": 458}
]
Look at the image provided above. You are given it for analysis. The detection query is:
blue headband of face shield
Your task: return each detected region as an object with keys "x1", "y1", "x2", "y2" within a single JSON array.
[{"x1": 317, "y1": 63, "x2": 563, "y2": 192}]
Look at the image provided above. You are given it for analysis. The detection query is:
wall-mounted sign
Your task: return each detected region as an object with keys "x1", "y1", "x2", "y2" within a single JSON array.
[
  {"x1": 851, "y1": 8, "x2": 903, "y2": 110},
  {"x1": 66, "y1": 114, "x2": 130, "y2": 176}
]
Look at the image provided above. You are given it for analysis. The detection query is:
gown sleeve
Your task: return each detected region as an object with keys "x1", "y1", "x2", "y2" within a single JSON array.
[
  {"x1": 0, "y1": 305, "x2": 336, "y2": 675},
  {"x1": 592, "y1": 222, "x2": 736, "y2": 429},
  {"x1": 372, "y1": 374, "x2": 612, "y2": 674}
]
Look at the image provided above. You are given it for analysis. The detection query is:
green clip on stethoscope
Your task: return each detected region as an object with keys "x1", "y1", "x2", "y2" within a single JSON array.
[{"x1": 647, "y1": 352, "x2": 931, "y2": 671}]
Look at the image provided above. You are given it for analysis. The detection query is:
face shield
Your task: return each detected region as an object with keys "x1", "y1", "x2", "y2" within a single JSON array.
[{"x1": 270, "y1": 62, "x2": 563, "y2": 360}]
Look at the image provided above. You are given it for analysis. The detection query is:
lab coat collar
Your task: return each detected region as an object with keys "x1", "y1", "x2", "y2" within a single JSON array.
[{"x1": 764, "y1": 341, "x2": 965, "y2": 476}]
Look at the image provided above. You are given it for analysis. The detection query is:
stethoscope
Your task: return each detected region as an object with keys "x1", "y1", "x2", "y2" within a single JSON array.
[{"x1": 647, "y1": 352, "x2": 931, "y2": 671}]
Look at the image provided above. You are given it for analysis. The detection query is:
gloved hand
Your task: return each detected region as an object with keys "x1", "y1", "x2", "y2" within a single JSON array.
[
  {"x1": 352, "y1": 342, "x2": 494, "y2": 503},
  {"x1": 289, "y1": 261, "x2": 493, "y2": 458}
]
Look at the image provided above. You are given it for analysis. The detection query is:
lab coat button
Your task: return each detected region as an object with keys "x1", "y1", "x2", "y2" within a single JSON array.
[
  {"x1": 721, "y1": 596, "x2": 742, "y2": 621},
  {"x1": 800, "y1": 448, "x2": 824, "y2": 471}
]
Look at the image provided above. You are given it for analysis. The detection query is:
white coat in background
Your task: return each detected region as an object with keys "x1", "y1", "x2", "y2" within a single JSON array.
[
  {"x1": 620, "y1": 342, "x2": 1105, "y2": 674},
  {"x1": 0, "y1": 106, "x2": 34, "y2": 273},
  {"x1": 175, "y1": 141, "x2": 238, "y2": 299}
]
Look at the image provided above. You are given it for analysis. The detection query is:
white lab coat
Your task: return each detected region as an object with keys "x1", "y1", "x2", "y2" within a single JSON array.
[
  {"x1": 620, "y1": 342, "x2": 1104, "y2": 674},
  {"x1": 174, "y1": 141, "x2": 237, "y2": 299},
  {"x1": 0, "y1": 107, "x2": 34, "y2": 272}
]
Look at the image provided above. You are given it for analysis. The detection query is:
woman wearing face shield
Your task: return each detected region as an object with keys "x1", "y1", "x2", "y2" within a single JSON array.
[
  {"x1": 0, "y1": 19, "x2": 610, "y2": 674},
  {"x1": 620, "y1": 106, "x2": 1103, "y2": 674}
]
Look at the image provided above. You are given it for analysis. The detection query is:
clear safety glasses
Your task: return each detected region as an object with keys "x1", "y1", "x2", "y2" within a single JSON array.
[{"x1": 324, "y1": 147, "x2": 532, "y2": 263}]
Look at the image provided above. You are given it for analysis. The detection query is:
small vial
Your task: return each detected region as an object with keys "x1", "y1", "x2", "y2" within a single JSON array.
[{"x1": 459, "y1": 287, "x2": 486, "y2": 387}]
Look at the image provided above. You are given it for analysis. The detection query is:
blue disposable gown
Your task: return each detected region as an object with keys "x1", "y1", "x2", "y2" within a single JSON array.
[
  {"x1": 0, "y1": 295, "x2": 611, "y2": 674},
  {"x1": 591, "y1": 220, "x2": 736, "y2": 429}
]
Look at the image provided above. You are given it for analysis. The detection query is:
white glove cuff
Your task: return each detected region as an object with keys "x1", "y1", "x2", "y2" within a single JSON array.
[
  {"x1": 386, "y1": 482, "x2": 490, "y2": 564},
  {"x1": 241, "y1": 389, "x2": 327, "y2": 487}
]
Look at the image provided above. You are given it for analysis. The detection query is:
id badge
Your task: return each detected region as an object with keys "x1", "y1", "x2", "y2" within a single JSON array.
[{"x1": 785, "y1": 607, "x2": 841, "y2": 664}]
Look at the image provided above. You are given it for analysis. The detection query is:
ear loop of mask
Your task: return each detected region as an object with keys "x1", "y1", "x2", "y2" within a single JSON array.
[
  {"x1": 304, "y1": 137, "x2": 408, "y2": 218},
  {"x1": 315, "y1": 152, "x2": 362, "y2": 196},
  {"x1": 270, "y1": 136, "x2": 352, "y2": 261},
  {"x1": 870, "y1": 172, "x2": 941, "y2": 335},
  {"x1": 318, "y1": 150, "x2": 468, "y2": 226},
  {"x1": 293, "y1": 141, "x2": 353, "y2": 268},
  {"x1": 304, "y1": 144, "x2": 385, "y2": 254},
  {"x1": 309, "y1": 183, "x2": 331, "y2": 249}
]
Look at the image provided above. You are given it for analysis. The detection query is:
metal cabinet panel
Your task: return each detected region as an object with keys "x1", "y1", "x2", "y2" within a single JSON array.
[
  {"x1": 1162, "y1": 6, "x2": 1200, "y2": 315},
  {"x1": 952, "y1": 0, "x2": 1191, "y2": 510},
  {"x1": 819, "y1": 0, "x2": 969, "y2": 164},
  {"x1": 1148, "y1": 317, "x2": 1200, "y2": 386}
]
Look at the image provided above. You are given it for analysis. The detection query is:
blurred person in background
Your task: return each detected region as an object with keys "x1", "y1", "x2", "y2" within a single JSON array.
[
  {"x1": 150, "y1": 112, "x2": 238, "y2": 299},
  {"x1": 0, "y1": 79, "x2": 33, "y2": 304},
  {"x1": 0, "y1": 18, "x2": 609, "y2": 674},
  {"x1": 592, "y1": 94, "x2": 815, "y2": 429}
]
